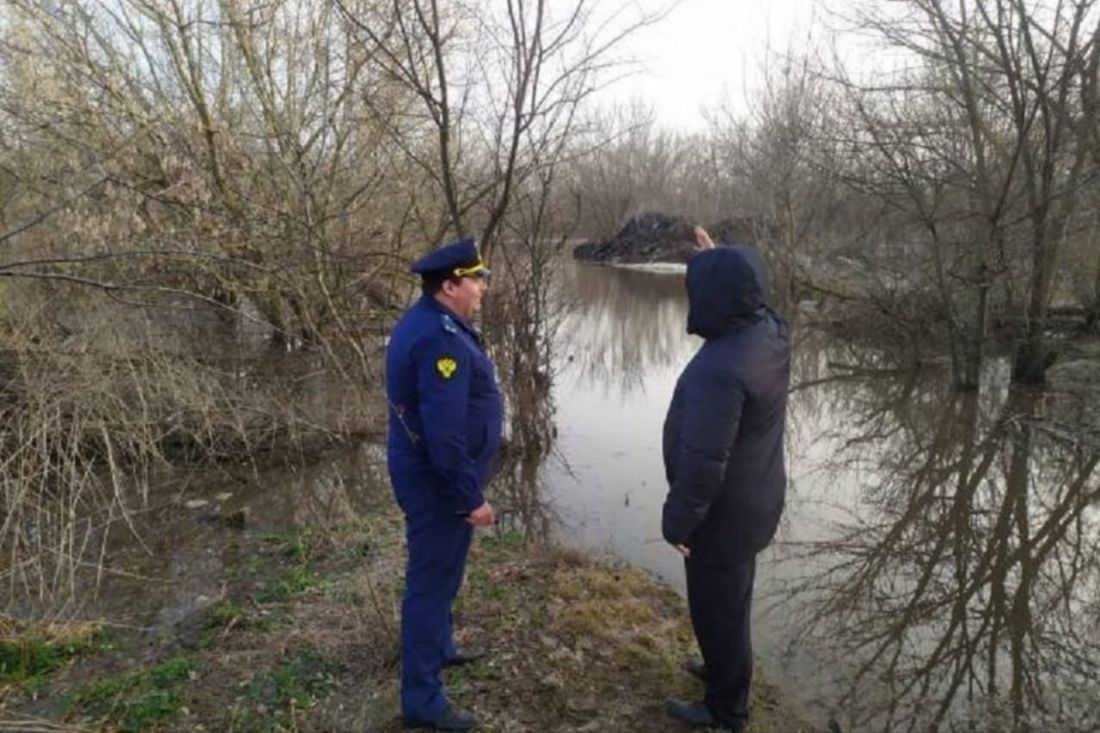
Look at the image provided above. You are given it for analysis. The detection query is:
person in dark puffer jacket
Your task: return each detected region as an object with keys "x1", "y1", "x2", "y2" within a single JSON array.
[{"x1": 661, "y1": 226, "x2": 791, "y2": 732}]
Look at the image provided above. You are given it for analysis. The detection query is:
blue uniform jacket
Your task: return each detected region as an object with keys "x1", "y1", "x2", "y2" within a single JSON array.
[
  {"x1": 661, "y1": 245, "x2": 791, "y2": 564},
  {"x1": 386, "y1": 295, "x2": 503, "y2": 515}
]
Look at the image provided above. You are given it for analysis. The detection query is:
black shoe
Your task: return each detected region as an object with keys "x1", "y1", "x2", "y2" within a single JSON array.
[
  {"x1": 665, "y1": 698, "x2": 743, "y2": 732},
  {"x1": 403, "y1": 705, "x2": 480, "y2": 730},
  {"x1": 682, "y1": 657, "x2": 707, "y2": 682},
  {"x1": 444, "y1": 646, "x2": 488, "y2": 667}
]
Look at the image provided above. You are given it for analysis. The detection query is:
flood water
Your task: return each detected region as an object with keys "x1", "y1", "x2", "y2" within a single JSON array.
[
  {"x1": 19, "y1": 261, "x2": 1100, "y2": 733},
  {"x1": 541, "y1": 263, "x2": 1100, "y2": 733}
]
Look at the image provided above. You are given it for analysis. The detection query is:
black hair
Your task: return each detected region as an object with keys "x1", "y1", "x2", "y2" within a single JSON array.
[{"x1": 420, "y1": 271, "x2": 461, "y2": 295}]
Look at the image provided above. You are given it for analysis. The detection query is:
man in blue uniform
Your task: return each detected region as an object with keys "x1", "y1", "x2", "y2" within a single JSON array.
[
  {"x1": 385, "y1": 238, "x2": 503, "y2": 731},
  {"x1": 661, "y1": 226, "x2": 791, "y2": 732}
]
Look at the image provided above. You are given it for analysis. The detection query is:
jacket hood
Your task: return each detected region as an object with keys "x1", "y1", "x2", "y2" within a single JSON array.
[{"x1": 686, "y1": 245, "x2": 770, "y2": 338}]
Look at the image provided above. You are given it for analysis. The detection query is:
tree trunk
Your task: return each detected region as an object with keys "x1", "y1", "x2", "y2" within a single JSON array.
[
  {"x1": 950, "y1": 263, "x2": 990, "y2": 393},
  {"x1": 1013, "y1": 332, "x2": 1050, "y2": 384},
  {"x1": 959, "y1": 278, "x2": 991, "y2": 391},
  {"x1": 1087, "y1": 255, "x2": 1100, "y2": 332},
  {"x1": 1012, "y1": 241, "x2": 1060, "y2": 384}
]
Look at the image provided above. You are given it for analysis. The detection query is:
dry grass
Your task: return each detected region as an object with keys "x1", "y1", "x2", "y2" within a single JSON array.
[
  {"x1": 0, "y1": 289, "x2": 384, "y2": 619},
  {"x1": 418, "y1": 538, "x2": 818, "y2": 733},
  {"x1": 2, "y1": 499, "x2": 818, "y2": 733}
]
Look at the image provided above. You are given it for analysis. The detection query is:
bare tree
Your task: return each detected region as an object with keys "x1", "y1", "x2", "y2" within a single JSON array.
[
  {"x1": 829, "y1": 0, "x2": 1100, "y2": 388},
  {"x1": 0, "y1": 0, "x2": 422, "y2": 613},
  {"x1": 334, "y1": 0, "x2": 656, "y2": 459},
  {"x1": 0, "y1": 0, "x2": 655, "y2": 611},
  {"x1": 706, "y1": 48, "x2": 848, "y2": 305},
  {"x1": 567, "y1": 101, "x2": 691, "y2": 238},
  {"x1": 0, "y1": 0, "x2": 419, "y2": 354},
  {"x1": 335, "y1": 0, "x2": 654, "y2": 256}
]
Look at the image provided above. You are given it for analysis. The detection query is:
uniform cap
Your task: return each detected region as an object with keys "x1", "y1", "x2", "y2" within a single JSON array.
[{"x1": 410, "y1": 238, "x2": 491, "y2": 278}]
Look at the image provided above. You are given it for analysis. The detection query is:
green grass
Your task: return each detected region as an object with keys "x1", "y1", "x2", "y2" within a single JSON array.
[
  {"x1": 255, "y1": 565, "x2": 320, "y2": 603},
  {"x1": 340, "y1": 516, "x2": 389, "y2": 562},
  {"x1": 260, "y1": 529, "x2": 313, "y2": 564},
  {"x1": 457, "y1": 529, "x2": 528, "y2": 609},
  {"x1": 1, "y1": 639, "x2": 71, "y2": 687},
  {"x1": 0, "y1": 626, "x2": 99, "y2": 689},
  {"x1": 203, "y1": 599, "x2": 252, "y2": 630},
  {"x1": 228, "y1": 650, "x2": 334, "y2": 730},
  {"x1": 67, "y1": 656, "x2": 197, "y2": 732},
  {"x1": 251, "y1": 529, "x2": 322, "y2": 603},
  {"x1": 478, "y1": 528, "x2": 526, "y2": 554},
  {"x1": 198, "y1": 600, "x2": 284, "y2": 645},
  {"x1": 230, "y1": 552, "x2": 264, "y2": 580}
]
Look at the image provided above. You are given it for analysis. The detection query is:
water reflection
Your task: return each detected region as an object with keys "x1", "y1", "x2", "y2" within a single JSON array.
[
  {"x1": 542, "y1": 264, "x2": 698, "y2": 589},
  {"x1": 491, "y1": 447, "x2": 557, "y2": 543},
  {"x1": 556, "y1": 264, "x2": 697, "y2": 395},
  {"x1": 69, "y1": 445, "x2": 390, "y2": 627},
  {"x1": 12, "y1": 260, "x2": 1094, "y2": 732},
  {"x1": 780, "y1": 366, "x2": 1100, "y2": 732},
  {"x1": 544, "y1": 262, "x2": 1100, "y2": 733}
]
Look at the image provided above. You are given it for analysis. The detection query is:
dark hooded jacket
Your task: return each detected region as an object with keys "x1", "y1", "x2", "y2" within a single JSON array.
[{"x1": 661, "y1": 245, "x2": 791, "y2": 565}]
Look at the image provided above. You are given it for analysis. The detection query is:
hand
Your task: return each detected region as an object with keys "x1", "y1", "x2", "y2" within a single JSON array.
[
  {"x1": 693, "y1": 225, "x2": 715, "y2": 252},
  {"x1": 673, "y1": 543, "x2": 691, "y2": 558},
  {"x1": 467, "y1": 501, "x2": 496, "y2": 527}
]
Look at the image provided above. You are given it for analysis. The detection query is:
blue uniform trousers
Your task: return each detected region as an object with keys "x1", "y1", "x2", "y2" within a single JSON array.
[
  {"x1": 395, "y1": 470, "x2": 474, "y2": 722},
  {"x1": 685, "y1": 555, "x2": 756, "y2": 728}
]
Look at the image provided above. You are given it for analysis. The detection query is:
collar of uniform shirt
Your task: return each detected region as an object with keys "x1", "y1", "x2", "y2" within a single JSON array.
[{"x1": 423, "y1": 293, "x2": 481, "y2": 339}]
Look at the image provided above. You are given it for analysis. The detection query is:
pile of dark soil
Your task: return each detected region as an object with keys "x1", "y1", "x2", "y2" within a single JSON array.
[{"x1": 573, "y1": 213, "x2": 758, "y2": 264}]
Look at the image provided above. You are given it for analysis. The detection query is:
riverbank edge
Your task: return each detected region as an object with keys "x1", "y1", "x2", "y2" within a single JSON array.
[{"x1": 2, "y1": 494, "x2": 820, "y2": 733}]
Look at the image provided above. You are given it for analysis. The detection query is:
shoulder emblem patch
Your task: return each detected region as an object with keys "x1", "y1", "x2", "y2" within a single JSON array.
[{"x1": 436, "y1": 356, "x2": 458, "y2": 379}]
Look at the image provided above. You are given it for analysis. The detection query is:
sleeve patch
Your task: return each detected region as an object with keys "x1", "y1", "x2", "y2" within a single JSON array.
[{"x1": 436, "y1": 356, "x2": 459, "y2": 379}]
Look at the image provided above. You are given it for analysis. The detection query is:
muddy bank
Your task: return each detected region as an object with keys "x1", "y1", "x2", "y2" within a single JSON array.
[{"x1": 1, "y1": 479, "x2": 818, "y2": 733}]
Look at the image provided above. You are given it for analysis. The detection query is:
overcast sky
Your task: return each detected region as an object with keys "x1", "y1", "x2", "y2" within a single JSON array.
[{"x1": 600, "y1": 0, "x2": 826, "y2": 130}]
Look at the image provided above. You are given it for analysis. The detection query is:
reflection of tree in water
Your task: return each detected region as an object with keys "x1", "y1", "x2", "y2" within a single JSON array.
[
  {"x1": 489, "y1": 444, "x2": 558, "y2": 543},
  {"x1": 556, "y1": 265, "x2": 695, "y2": 393},
  {"x1": 481, "y1": 252, "x2": 576, "y2": 544},
  {"x1": 485, "y1": 263, "x2": 694, "y2": 540},
  {"x1": 786, "y1": 357, "x2": 1100, "y2": 733}
]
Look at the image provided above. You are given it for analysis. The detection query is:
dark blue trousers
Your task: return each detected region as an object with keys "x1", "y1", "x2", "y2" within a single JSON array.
[
  {"x1": 393, "y1": 472, "x2": 473, "y2": 721},
  {"x1": 685, "y1": 554, "x2": 756, "y2": 728}
]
